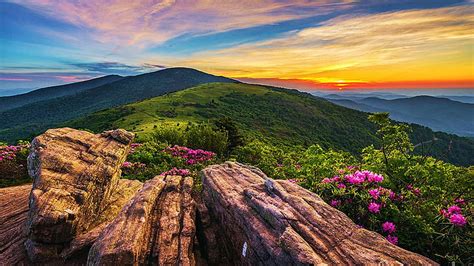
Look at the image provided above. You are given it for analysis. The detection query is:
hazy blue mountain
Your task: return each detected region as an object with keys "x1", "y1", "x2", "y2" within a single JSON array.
[
  {"x1": 324, "y1": 95, "x2": 474, "y2": 137},
  {"x1": 0, "y1": 88, "x2": 34, "y2": 97},
  {"x1": 0, "y1": 68, "x2": 238, "y2": 141},
  {"x1": 0, "y1": 75, "x2": 124, "y2": 112}
]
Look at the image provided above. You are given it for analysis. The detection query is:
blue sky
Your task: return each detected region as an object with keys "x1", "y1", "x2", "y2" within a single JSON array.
[{"x1": 0, "y1": 0, "x2": 472, "y2": 94}]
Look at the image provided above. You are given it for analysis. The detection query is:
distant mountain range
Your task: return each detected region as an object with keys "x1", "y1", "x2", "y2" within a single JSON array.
[
  {"x1": 0, "y1": 68, "x2": 473, "y2": 166},
  {"x1": 0, "y1": 75, "x2": 124, "y2": 112},
  {"x1": 318, "y1": 93, "x2": 474, "y2": 137}
]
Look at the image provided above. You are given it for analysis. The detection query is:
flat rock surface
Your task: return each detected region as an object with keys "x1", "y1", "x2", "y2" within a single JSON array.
[{"x1": 201, "y1": 162, "x2": 437, "y2": 265}]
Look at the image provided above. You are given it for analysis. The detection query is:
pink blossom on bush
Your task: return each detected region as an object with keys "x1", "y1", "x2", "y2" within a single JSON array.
[
  {"x1": 368, "y1": 202, "x2": 381, "y2": 213},
  {"x1": 164, "y1": 145, "x2": 215, "y2": 165},
  {"x1": 369, "y1": 189, "x2": 380, "y2": 200},
  {"x1": 129, "y1": 143, "x2": 142, "y2": 154},
  {"x1": 337, "y1": 183, "x2": 346, "y2": 189},
  {"x1": 386, "y1": 235, "x2": 398, "y2": 245},
  {"x1": 447, "y1": 205, "x2": 461, "y2": 214},
  {"x1": 122, "y1": 161, "x2": 132, "y2": 168},
  {"x1": 449, "y1": 214, "x2": 467, "y2": 227},
  {"x1": 440, "y1": 209, "x2": 450, "y2": 218},
  {"x1": 382, "y1": 221, "x2": 396, "y2": 233},
  {"x1": 330, "y1": 199, "x2": 341, "y2": 207},
  {"x1": 160, "y1": 168, "x2": 191, "y2": 177},
  {"x1": 454, "y1": 198, "x2": 465, "y2": 205},
  {"x1": 322, "y1": 178, "x2": 331, "y2": 183}
]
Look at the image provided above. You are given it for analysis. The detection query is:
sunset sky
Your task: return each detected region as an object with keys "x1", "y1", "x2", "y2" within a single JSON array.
[{"x1": 0, "y1": 0, "x2": 473, "y2": 93}]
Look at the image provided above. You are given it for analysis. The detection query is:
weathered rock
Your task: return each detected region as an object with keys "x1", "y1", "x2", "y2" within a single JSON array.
[
  {"x1": 0, "y1": 184, "x2": 30, "y2": 265},
  {"x1": 0, "y1": 179, "x2": 142, "y2": 265},
  {"x1": 88, "y1": 175, "x2": 196, "y2": 266},
  {"x1": 201, "y1": 162, "x2": 437, "y2": 265},
  {"x1": 25, "y1": 127, "x2": 136, "y2": 261}
]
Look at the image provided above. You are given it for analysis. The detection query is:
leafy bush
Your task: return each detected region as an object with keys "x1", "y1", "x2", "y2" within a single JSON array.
[{"x1": 0, "y1": 141, "x2": 31, "y2": 187}]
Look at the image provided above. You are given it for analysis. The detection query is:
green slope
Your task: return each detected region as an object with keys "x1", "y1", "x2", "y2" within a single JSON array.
[
  {"x1": 66, "y1": 83, "x2": 474, "y2": 166},
  {"x1": 0, "y1": 68, "x2": 237, "y2": 141}
]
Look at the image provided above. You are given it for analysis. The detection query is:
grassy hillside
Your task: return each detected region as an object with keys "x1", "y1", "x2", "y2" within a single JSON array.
[
  {"x1": 66, "y1": 83, "x2": 474, "y2": 166},
  {"x1": 0, "y1": 75, "x2": 124, "y2": 112},
  {"x1": 0, "y1": 68, "x2": 237, "y2": 141}
]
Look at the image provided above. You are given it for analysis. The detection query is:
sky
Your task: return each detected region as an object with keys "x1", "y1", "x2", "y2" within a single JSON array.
[{"x1": 0, "y1": 0, "x2": 473, "y2": 94}]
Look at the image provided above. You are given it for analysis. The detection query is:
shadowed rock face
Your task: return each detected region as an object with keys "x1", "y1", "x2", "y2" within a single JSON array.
[
  {"x1": 0, "y1": 128, "x2": 435, "y2": 265},
  {"x1": 200, "y1": 162, "x2": 436, "y2": 265}
]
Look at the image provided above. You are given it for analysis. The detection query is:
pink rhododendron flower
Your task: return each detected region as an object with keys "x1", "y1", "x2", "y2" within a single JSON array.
[
  {"x1": 122, "y1": 161, "x2": 132, "y2": 168},
  {"x1": 322, "y1": 178, "x2": 331, "y2": 183},
  {"x1": 368, "y1": 202, "x2": 381, "y2": 213},
  {"x1": 164, "y1": 145, "x2": 215, "y2": 164},
  {"x1": 160, "y1": 168, "x2": 191, "y2": 177},
  {"x1": 412, "y1": 188, "x2": 421, "y2": 196},
  {"x1": 455, "y1": 198, "x2": 465, "y2": 205},
  {"x1": 386, "y1": 235, "x2": 398, "y2": 245},
  {"x1": 440, "y1": 209, "x2": 450, "y2": 218},
  {"x1": 382, "y1": 221, "x2": 396, "y2": 233},
  {"x1": 337, "y1": 183, "x2": 346, "y2": 189},
  {"x1": 447, "y1": 205, "x2": 462, "y2": 214},
  {"x1": 330, "y1": 199, "x2": 341, "y2": 207},
  {"x1": 369, "y1": 189, "x2": 380, "y2": 200},
  {"x1": 449, "y1": 214, "x2": 467, "y2": 227}
]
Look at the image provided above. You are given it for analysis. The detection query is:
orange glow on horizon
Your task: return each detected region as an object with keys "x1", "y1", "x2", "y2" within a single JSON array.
[{"x1": 236, "y1": 77, "x2": 474, "y2": 90}]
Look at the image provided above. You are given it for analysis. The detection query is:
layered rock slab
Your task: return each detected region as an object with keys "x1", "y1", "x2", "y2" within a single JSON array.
[
  {"x1": 0, "y1": 180, "x2": 142, "y2": 265},
  {"x1": 201, "y1": 162, "x2": 436, "y2": 265},
  {"x1": 88, "y1": 175, "x2": 196, "y2": 266},
  {"x1": 25, "y1": 127, "x2": 136, "y2": 261},
  {"x1": 0, "y1": 184, "x2": 31, "y2": 265}
]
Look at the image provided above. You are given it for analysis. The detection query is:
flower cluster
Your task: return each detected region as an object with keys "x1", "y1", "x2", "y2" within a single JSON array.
[
  {"x1": 164, "y1": 145, "x2": 215, "y2": 165},
  {"x1": 321, "y1": 170, "x2": 394, "y2": 213},
  {"x1": 122, "y1": 161, "x2": 146, "y2": 169},
  {"x1": 440, "y1": 201, "x2": 467, "y2": 227},
  {"x1": 0, "y1": 145, "x2": 23, "y2": 161},
  {"x1": 381, "y1": 221, "x2": 398, "y2": 245},
  {"x1": 159, "y1": 168, "x2": 191, "y2": 177},
  {"x1": 129, "y1": 143, "x2": 142, "y2": 154}
]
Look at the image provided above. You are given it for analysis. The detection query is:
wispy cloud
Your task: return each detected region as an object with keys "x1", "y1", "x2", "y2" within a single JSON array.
[
  {"x1": 163, "y1": 6, "x2": 473, "y2": 86},
  {"x1": 70, "y1": 62, "x2": 165, "y2": 75},
  {"x1": 13, "y1": 0, "x2": 354, "y2": 49}
]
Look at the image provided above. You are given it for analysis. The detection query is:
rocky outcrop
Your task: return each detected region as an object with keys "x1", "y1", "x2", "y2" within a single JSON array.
[
  {"x1": 0, "y1": 184, "x2": 30, "y2": 265},
  {"x1": 88, "y1": 175, "x2": 195, "y2": 265},
  {"x1": 0, "y1": 128, "x2": 435, "y2": 265},
  {"x1": 201, "y1": 162, "x2": 436, "y2": 265},
  {"x1": 25, "y1": 127, "x2": 139, "y2": 262}
]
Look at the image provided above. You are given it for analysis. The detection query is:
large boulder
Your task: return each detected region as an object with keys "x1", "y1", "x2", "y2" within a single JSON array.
[
  {"x1": 200, "y1": 162, "x2": 436, "y2": 265},
  {"x1": 88, "y1": 175, "x2": 196, "y2": 265},
  {"x1": 25, "y1": 127, "x2": 138, "y2": 261}
]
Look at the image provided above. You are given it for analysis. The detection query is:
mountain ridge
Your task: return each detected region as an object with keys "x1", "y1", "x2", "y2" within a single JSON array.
[
  {"x1": 0, "y1": 75, "x2": 124, "y2": 112},
  {"x1": 0, "y1": 68, "x2": 238, "y2": 141}
]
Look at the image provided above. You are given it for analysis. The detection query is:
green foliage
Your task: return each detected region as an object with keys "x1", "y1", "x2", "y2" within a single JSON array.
[
  {"x1": 63, "y1": 83, "x2": 474, "y2": 166},
  {"x1": 185, "y1": 124, "x2": 228, "y2": 156},
  {"x1": 214, "y1": 117, "x2": 244, "y2": 154},
  {"x1": 152, "y1": 126, "x2": 187, "y2": 146},
  {"x1": 152, "y1": 123, "x2": 229, "y2": 156}
]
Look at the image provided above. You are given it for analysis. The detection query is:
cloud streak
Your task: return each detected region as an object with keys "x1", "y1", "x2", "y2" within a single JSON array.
[
  {"x1": 163, "y1": 6, "x2": 473, "y2": 87},
  {"x1": 14, "y1": 0, "x2": 354, "y2": 49}
]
